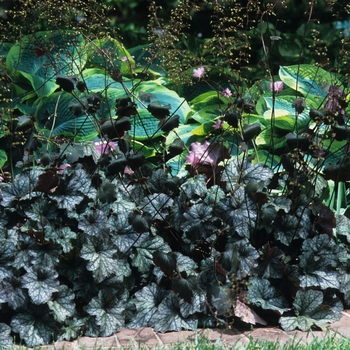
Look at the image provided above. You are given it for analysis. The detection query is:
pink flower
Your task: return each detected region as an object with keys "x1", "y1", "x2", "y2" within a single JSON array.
[
  {"x1": 213, "y1": 119, "x2": 223, "y2": 129},
  {"x1": 120, "y1": 56, "x2": 134, "y2": 62},
  {"x1": 193, "y1": 66, "x2": 205, "y2": 79},
  {"x1": 95, "y1": 141, "x2": 117, "y2": 154},
  {"x1": 221, "y1": 88, "x2": 232, "y2": 98},
  {"x1": 270, "y1": 81, "x2": 284, "y2": 93},
  {"x1": 186, "y1": 141, "x2": 222, "y2": 168},
  {"x1": 57, "y1": 163, "x2": 71, "y2": 175}
]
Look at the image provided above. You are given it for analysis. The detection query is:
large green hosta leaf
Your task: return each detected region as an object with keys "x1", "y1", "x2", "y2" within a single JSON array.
[
  {"x1": 6, "y1": 30, "x2": 87, "y2": 98},
  {"x1": 279, "y1": 64, "x2": 341, "y2": 98},
  {"x1": 34, "y1": 92, "x2": 99, "y2": 141},
  {"x1": 86, "y1": 37, "x2": 135, "y2": 76}
]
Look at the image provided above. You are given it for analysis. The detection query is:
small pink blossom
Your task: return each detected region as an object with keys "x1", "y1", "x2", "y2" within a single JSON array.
[
  {"x1": 57, "y1": 163, "x2": 71, "y2": 175},
  {"x1": 95, "y1": 141, "x2": 117, "y2": 154},
  {"x1": 193, "y1": 66, "x2": 205, "y2": 79},
  {"x1": 221, "y1": 88, "x2": 232, "y2": 98},
  {"x1": 270, "y1": 81, "x2": 284, "y2": 93},
  {"x1": 186, "y1": 141, "x2": 222, "y2": 168},
  {"x1": 213, "y1": 119, "x2": 223, "y2": 129},
  {"x1": 120, "y1": 55, "x2": 134, "y2": 62},
  {"x1": 124, "y1": 165, "x2": 134, "y2": 175}
]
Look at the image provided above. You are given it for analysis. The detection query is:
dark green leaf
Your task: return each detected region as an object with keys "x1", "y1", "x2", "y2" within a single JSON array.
[
  {"x1": 0, "y1": 240, "x2": 15, "y2": 279},
  {"x1": 280, "y1": 290, "x2": 340, "y2": 331},
  {"x1": 180, "y1": 175, "x2": 207, "y2": 200},
  {"x1": 80, "y1": 237, "x2": 131, "y2": 283},
  {"x1": 0, "y1": 169, "x2": 44, "y2": 207},
  {"x1": 48, "y1": 285, "x2": 75, "y2": 322},
  {"x1": 22, "y1": 266, "x2": 59, "y2": 304},
  {"x1": 247, "y1": 277, "x2": 289, "y2": 314},
  {"x1": 257, "y1": 244, "x2": 284, "y2": 279},
  {"x1": 45, "y1": 226, "x2": 77, "y2": 253},
  {"x1": 49, "y1": 169, "x2": 96, "y2": 210},
  {"x1": 142, "y1": 193, "x2": 173, "y2": 220},
  {"x1": 85, "y1": 289, "x2": 125, "y2": 337},
  {"x1": 181, "y1": 203, "x2": 217, "y2": 242},
  {"x1": 10, "y1": 305, "x2": 56, "y2": 347},
  {"x1": 0, "y1": 276, "x2": 28, "y2": 310},
  {"x1": 153, "y1": 251, "x2": 177, "y2": 277},
  {"x1": 131, "y1": 235, "x2": 171, "y2": 274},
  {"x1": 0, "y1": 323, "x2": 13, "y2": 348},
  {"x1": 172, "y1": 276, "x2": 196, "y2": 303},
  {"x1": 129, "y1": 283, "x2": 169, "y2": 328},
  {"x1": 78, "y1": 209, "x2": 109, "y2": 237},
  {"x1": 222, "y1": 159, "x2": 273, "y2": 190},
  {"x1": 216, "y1": 186, "x2": 257, "y2": 238},
  {"x1": 151, "y1": 292, "x2": 197, "y2": 332}
]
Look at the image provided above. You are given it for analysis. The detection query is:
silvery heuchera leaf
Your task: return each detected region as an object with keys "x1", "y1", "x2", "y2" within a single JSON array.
[
  {"x1": 273, "y1": 207, "x2": 311, "y2": 246},
  {"x1": 204, "y1": 184, "x2": 225, "y2": 205},
  {"x1": 221, "y1": 240, "x2": 259, "y2": 279},
  {"x1": 299, "y1": 234, "x2": 341, "y2": 290},
  {"x1": 128, "y1": 283, "x2": 169, "y2": 328},
  {"x1": 222, "y1": 159, "x2": 273, "y2": 191},
  {"x1": 131, "y1": 235, "x2": 171, "y2": 274},
  {"x1": 216, "y1": 186, "x2": 257, "y2": 238},
  {"x1": 28, "y1": 242, "x2": 62, "y2": 269},
  {"x1": 0, "y1": 240, "x2": 15, "y2": 279},
  {"x1": 78, "y1": 208, "x2": 109, "y2": 237},
  {"x1": 85, "y1": 289, "x2": 125, "y2": 337},
  {"x1": 174, "y1": 252, "x2": 198, "y2": 275},
  {"x1": 0, "y1": 169, "x2": 44, "y2": 207},
  {"x1": 142, "y1": 193, "x2": 174, "y2": 220},
  {"x1": 247, "y1": 277, "x2": 290, "y2": 314},
  {"x1": 10, "y1": 305, "x2": 56, "y2": 347},
  {"x1": 257, "y1": 244, "x2": 284, "y2": 279},
  {"x1": 280, "y1": 290, "x2": 340, "y2": 331},
  {"x1": 25, "y1": 198, "x2": 58, "y2": 221},
  {"x1": 109, "y1": 194, "x2": 136, "y2": 232},
  {"x1": 181, "y1": 203, "x2": 217, "y2": 242},
  {"x1": 148, "y1": 168, "x2": 167, "y2": 193},
  {"x1": 48, "y1": 285, "x2": 75, "y2": 322},
  {"x1": 22, "y1": 266, "x2": 59, "y2": 304},
  {"x1": 45, "y1": 226, "x2": 77, "y2": 253},
  {"x1": 114, "y1": 232, "x2": 148, "y2": 253},
  {"x1": 80, "y1": 236, "x2": 131, "y2": 283},
  {"x1": 336, "y1": 214, "x2": 350, "y2": 243},
  {"x1": 49, "y1": 168, "x2": 96, "y2": 210},
  {"x1": 0, "y1": 322, "x2": 13, "y2": 348},
  {"x1": 180, "y1": 175, "x2": 207, "y2": 201},
  {"x1": 179, "y1": 291, "x2": 206, "y2": 318},
  {"x1": 1, "y1": 276, "x2": 28, "y2": 310},
  {"x1": 339, "y1": 273, "x2": 350, "y2": 306},
  {"x1": 58, "y1": 317, "x2": 87, "y2": 341},
  {"x1": 301, "y1": 234, "x2": 341, "y2": 268},
  {"x1": 13, "y1": 233, "x2": 36, "y2": 269},
  {"x1": 151, "y1": 291, "x2": 197, "y2": 332}
]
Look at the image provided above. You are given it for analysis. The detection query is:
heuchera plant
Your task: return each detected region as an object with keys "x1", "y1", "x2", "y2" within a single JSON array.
[{"x1": 2, "y1": 3, "x2": 350, "y2": 348}]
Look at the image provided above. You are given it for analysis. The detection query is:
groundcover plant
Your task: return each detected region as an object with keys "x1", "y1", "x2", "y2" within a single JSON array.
[{"x1": 2, "y1": 0, "x2": 350, "y2": 347}]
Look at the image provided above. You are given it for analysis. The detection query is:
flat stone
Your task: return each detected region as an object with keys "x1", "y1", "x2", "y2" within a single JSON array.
[
  {"x1": 76, "y1": 335, "x2": 119, "y2": 349},
  {"x1": 330, "y1": 311, "x2": 350, "y2": 338},
  {"x1": 156, "y1": 330, "x2": 196, "y2": 346},
  {"x1": 246, "y1": 327, "x2": 293, "y2": 345}
]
